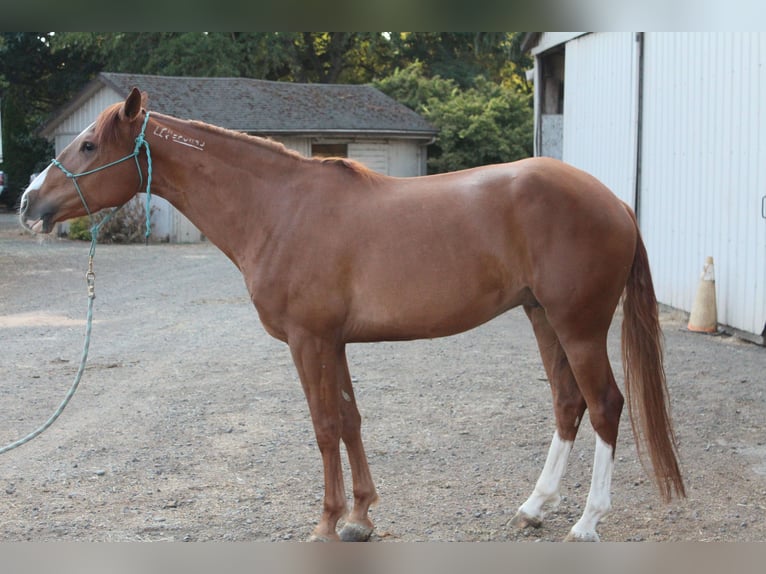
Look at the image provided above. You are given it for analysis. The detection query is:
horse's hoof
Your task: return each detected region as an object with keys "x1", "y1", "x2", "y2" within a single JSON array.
[
  {"x1": 510, "y1": 510, "x2": 542, "y2": 530},
  {"x1": 564, "y1": 529, "x2": 600, "y2": 542},
  {"x1": 339, "y1": 522, "x2": 374, "y2": 542},
  {"x1": 307, "y1": 533, "x2": 338, "y2": 542}
]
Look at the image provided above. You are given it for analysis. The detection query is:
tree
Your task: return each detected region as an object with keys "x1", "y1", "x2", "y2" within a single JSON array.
[
  {"x1": 53, "y1": 32, "x2": 395, "y2": 84},
  {"x1": 0, "y1": 32, "x2": 98, "y2": 206},
  {"x1": 100, "y1": 33, "x2": 243, "y2": 77},
  {"x1": 375, "y1": 63, "x2": 533, "y2": 173},
  {"x1": 373, "y1": 61, "x2": 457, "y2": 111},
  {"x1": 387, "y1": 33, "x2": 528, "y2": 90},
  {"x1": 425, "y1": 76, "x2": 533, "y2": 172},
  {"x1": 46, "y1": 32, "x2": 530, "y2": 89}
]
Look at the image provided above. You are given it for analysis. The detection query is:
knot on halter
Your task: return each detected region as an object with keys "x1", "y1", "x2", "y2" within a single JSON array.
[
  {"x1": 133, "y1": 112, "x2": 153, "y2": 242},
  {"x1": 51, "y1": 111, "x2": 154, "y2": 246}
]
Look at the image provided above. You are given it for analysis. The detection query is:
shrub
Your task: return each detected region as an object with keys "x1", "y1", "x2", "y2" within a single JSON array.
[{"x1": 68, "y1": 196, "x2": 155, "y2": 243}]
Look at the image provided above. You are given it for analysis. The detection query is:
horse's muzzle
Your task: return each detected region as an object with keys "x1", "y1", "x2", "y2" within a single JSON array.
[{"x1": 18, "y1": 190, "x2": 54, "y2": 234}]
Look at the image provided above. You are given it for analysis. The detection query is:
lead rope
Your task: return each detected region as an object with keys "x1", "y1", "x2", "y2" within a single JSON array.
[
  {"x1": 0, "y1": 112, "x2": 153, "y2": 455},
  {"x1": 0, "y1": 235, "x2": 98, "y2": 455}
]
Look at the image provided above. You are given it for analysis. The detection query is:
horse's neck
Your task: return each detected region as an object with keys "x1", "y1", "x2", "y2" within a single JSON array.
[{"x1": 148, "y1": 115, "x2": 301, "y2": 264}]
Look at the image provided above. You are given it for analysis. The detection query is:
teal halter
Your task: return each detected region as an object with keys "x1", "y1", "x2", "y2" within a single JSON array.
[{"x1": 51, "y1": 111, "x2": 153, "y2": 244}]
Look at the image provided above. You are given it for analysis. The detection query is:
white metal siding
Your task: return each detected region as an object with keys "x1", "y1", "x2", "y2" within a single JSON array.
[
  {"x1": 171, "y1": 201, "x2": 201, "y2": 242},
  {"x1": 640, "y1": 32, "x2": 766, "y2": 336},
  {"x1": 276, "y1": 138, "x2": 425, "y2": 176},
  {"x1": 532, "y1": 33, "x2": 587, "y2": 56},
  {"x1": 563, "y1": 32, "x2": 638, "y2": 206},
  {"x1": 55, "y1": 88, "x2": 123, "y2": 145},
  {"x1": 277, "y1": 136, "x2": 311, "y2": 157},
  {"x1": 348, "y1": 141, "x2": 389, "y2": 174},
  {"x1": 386, "y1": 140, "x2": 426, "y2": 176}
]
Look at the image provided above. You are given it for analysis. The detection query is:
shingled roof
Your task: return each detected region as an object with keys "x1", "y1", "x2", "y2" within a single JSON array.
[{"x1": 41, "y1": 72, "x2": 437, "y2": 139}]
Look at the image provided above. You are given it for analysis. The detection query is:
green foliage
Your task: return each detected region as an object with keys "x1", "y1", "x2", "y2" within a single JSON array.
[
  {"x1": 0, "y1": 32, "x2": 95, "y2": 205},
  {"x1": 54, "y1": 32, "x2": 397, "y2": 85},
  {"x1": 388, "y1": 33, "x2": 518, "y2": 89},
  {"x1": 375, "y1": 63, "x2": 533, "y2": 173},
  {"x1": 373, "y1": 62, "x2": 458, "y2": 111},
  {"x1": 67, "y1": 216, "x2": 92, "y2": 241},
  {"x1": 426, "y1": 77, "x2": 533, "y2": 172}
]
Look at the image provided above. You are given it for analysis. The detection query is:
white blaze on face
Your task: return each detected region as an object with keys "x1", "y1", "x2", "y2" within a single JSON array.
[
  {"x1": 19, "y1": 164, "x2": 53, "y2": 229},
  {"x1": 20, "y1": 121, "x2": 97, "y2": 230},
  {"x1": 26, "y1": 164, "x2": 52, "y2": 193}
]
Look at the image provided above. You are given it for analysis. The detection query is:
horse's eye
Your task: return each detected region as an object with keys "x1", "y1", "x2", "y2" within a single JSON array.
[{"x1": 81, "y1": 141, "x2": 96, "y2": 153}]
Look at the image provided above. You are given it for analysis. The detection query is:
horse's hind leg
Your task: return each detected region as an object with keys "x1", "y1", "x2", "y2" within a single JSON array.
[
  {"x1": 337, "y1": 347, "x2": 379, "y2": 542},
  {"x1": 558, "y1": 333, "x2": 624, "y2": 542},
  {"x1": 511, "y1": 305, "x2": 587, "y2": 531}
]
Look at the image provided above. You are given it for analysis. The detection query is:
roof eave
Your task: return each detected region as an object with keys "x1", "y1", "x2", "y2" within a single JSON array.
[
  {"x1": 521, "y1": 32, "x2": 541, "y2": 54},
  {"x1": 250, "y1": 128, "x2": 438, "y2": 140},
  {"x1": 38, "y1": 75, "x2": 110, "y2": 139}
]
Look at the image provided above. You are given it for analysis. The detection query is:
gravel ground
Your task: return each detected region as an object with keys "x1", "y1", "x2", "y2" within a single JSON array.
[{"x1": 0, "y1": 212, "x2": 764, "y2": 542}]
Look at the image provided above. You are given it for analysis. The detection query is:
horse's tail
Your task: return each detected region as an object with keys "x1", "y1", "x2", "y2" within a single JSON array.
[{"x1": 621, "y1": 217, "x2": 686, "y2": 502}]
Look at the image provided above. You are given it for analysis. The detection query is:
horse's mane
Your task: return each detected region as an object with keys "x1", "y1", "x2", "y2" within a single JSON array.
[
  {"x1": 94, "y1": 106, "x2": 385, "y2": 182},
  {"x1": 189, "y1": 119, "x2": 307, "y2": 161},
  {"x1": 317, "y1": 157, "x2": 385, "y2": 182},
  {"x1": 189, "y1": 119, "x2": 385, "y2": 181}
]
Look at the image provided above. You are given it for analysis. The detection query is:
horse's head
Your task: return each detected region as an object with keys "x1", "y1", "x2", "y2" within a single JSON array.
[{"x1": 20, "y1": 88, "x2": 148, "y2": 234}]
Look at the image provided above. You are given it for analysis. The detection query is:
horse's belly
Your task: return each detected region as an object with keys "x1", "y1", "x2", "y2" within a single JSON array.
[{"x1": 345, "y1": 273, "x2": 528, "y2": 342}]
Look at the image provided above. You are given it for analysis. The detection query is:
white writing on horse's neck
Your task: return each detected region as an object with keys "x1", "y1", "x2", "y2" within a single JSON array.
[{"x1": 152, "y1": 126, "x2": 206, "y2": 151}]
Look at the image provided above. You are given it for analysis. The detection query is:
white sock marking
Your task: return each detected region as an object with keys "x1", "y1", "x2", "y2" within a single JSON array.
[
  {"x1": 569, "y1": 434, "x2": 614, "y2": 541},
  {"x1": 518, "y1": 430, "x2": 573, "y2": 519}
]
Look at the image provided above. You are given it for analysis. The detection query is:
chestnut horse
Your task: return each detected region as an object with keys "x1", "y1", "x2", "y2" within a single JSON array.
[{"x1": 20, "y1": 88, "x2": 684, "y2": 541}]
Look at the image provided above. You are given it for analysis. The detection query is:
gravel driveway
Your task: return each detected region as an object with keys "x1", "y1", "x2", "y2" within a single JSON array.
[{"x1": 1, "y1": 212, "x2": 764, "y2": 541}]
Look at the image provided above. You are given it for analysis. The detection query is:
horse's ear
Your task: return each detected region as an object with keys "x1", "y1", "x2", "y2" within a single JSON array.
[{"x1": 121, "y1": 87, "x2": 144, "y2": 121}]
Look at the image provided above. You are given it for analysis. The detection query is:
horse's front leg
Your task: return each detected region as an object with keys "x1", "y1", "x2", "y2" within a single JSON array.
[{"x1": 289, "y1": 333, "x2": 347, "y2": 541}]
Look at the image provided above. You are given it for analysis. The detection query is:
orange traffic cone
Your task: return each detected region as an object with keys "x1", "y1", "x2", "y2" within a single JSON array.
[{"x1": 688, "y1": 256, "x2": 718, "y2": 333}]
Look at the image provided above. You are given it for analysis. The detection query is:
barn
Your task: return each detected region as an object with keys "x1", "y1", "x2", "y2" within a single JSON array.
[
  {"x1": 524, "y1": 32, "x2": 766, "y2": 344},
  {"x1": 39, "y1": 72, "x2": 437, "y2": 243}
]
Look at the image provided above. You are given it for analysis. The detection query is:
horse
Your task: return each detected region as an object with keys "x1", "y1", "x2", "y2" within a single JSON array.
[{"x1": 19, "y1": 87, "x2": 685, "y2": 542}]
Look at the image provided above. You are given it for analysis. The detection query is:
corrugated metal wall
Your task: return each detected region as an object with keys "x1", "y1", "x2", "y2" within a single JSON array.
[
  {"x1": 639, "y1": 33, "x2": 766, "y2": 337},
  {"x1": 563, "y1": 32, "x2": 638, "y2": 206},
  {"x1": 538, "y1": 31, "x2": 766, "y2": 338}
]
